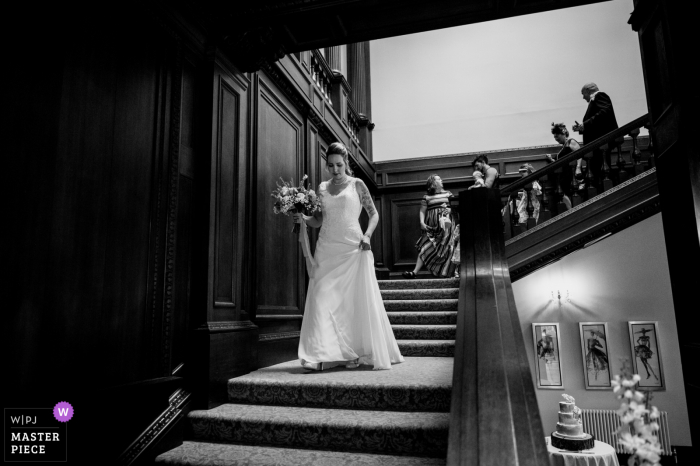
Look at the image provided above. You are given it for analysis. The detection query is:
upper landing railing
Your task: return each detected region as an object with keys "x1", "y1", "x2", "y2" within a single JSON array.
[{"x1": 500, "y1": 114, "x2": 652, "y2": 238}]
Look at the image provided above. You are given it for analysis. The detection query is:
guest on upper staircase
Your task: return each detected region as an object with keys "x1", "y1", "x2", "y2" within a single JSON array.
[
  {"x1": 470, "y1": 155, "x2": 499, "y2": 189},
  {"x1": 403, "y1": 174, "x2": 458, "y2": 279},
  {"x1": 572, "y1": 83, "x2": 619, "y2": 192},
  {"x1": 546, "y1": 122, "x2": 582, "y2": 210},
  {"x1": 515, "y1": 164, "x2": 542, "y2": 225}
]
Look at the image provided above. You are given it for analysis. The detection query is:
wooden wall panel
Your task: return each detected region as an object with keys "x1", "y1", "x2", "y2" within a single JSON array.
[
  {"x1": 386, "y1": 165, "x2": 471, "y2": 185},
  {"x1": 371, "y1": 195, "x2": 384, "y2": 267},
  {"x1": 171, "y1": 57, "x2": 198, "y2": 374},
  {"x1": 48, "y1": 30, "x2": 167, "y2": 384},
  {"x1": 255, "y1": 77, "x2": 304, "y2": 318},
  {"x1": 5, "y1": 12, "x2": 198, "y2": 419},
  {"x1": 390, "y1": 198, "x2": 424, "y2": 266},
  {"x1": 215, "y1": 83, "x2": 239, "y2": 306},
  {"x1": 204, "y1": 65, "x2": 250, "y2": 323}
]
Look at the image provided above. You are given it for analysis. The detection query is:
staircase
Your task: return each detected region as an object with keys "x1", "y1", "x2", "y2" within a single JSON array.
[
  {"x1": 382, "y1": 277, "x2": 458, "y2": 357},
  {"x1": 155, "y1": 277, "x2": 458, "y2": 465}
]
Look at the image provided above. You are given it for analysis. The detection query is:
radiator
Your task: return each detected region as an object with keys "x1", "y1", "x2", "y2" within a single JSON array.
[{"x1": 580, "y1": 409, "x2": 671, "y2": 455}]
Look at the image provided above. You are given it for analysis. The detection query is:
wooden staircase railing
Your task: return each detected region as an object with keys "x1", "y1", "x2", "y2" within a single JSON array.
[
  {"x1": 447, "y1": 188, "x2": 549, "y2": 465},
  {"x1": 501, "y1": 114, "x2": 652, "y2": 239}
]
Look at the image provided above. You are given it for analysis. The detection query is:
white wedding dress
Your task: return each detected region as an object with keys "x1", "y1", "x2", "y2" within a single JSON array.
[{"x1": 298, "y1": 177, "x2": 404, "y2": 370}]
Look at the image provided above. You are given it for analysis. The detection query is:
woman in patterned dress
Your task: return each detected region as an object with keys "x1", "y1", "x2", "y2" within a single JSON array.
[{"x1": 403, "y1": 174, "x2": 458, "y2": 278}]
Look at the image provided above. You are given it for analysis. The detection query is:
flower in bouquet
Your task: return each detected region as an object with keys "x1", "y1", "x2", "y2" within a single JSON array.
[
  {"x1": 271, "y1": 174, "x2": 321, "y2": 233},
  {"x1": 613, "y1": 359, "x2": 663, "y2": 466}
]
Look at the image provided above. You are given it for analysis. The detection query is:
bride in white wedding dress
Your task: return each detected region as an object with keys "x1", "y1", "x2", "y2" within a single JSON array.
[{"x1": 293, "y1": 142, "x2": 404, "y2": 371}]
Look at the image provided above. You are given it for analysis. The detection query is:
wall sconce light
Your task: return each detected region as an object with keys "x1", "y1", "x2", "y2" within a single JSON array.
[{"x1": 551, "y1": 290, "x2": 570, "y2": 303}]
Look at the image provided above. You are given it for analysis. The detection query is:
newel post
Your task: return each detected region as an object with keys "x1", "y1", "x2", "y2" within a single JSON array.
[{"x1": 448, "y1": 188, "x2": 549, "y2": 466}]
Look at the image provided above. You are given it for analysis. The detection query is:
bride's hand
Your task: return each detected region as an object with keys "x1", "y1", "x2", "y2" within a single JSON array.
[
  {"x1": 359, "y1": 235, "x2": 371, "y2": 251},
  {"x1": 293, "y1": 213, "x2": 306, "y2": 224}
]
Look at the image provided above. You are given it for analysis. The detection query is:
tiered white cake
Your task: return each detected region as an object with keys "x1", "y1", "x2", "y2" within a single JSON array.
[
  {"x1": 556, "y1": 398, "x2": 585, "y2": 437},
  {"x1": 551, "y1": 394, "x2": 594, "y2": 450}
]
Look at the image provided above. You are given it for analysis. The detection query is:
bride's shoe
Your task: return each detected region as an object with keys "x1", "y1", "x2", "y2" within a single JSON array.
[
  {"x1": 345, "y1": 358, "x2": 360, "y2": 369},
  {"x1": 301, "y1": 359, "x2": 325, "y2": 371}
]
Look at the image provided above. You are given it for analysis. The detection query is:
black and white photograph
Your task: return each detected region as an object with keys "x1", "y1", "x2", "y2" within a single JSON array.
[{"x1": 5, "y1": 0, "x2": 697, "y2": 464}]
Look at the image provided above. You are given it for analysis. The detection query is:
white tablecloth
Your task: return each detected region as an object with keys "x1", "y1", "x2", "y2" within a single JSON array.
[{"x1": 546, "y1": 437, "x2": 620, "y2": 466}]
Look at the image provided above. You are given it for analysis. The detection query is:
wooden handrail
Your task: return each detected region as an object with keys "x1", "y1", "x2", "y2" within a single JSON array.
[
  {"x1": 448, "y1": 188, "x2": 549, "y2": 465},
  {"x1": 502, "y1": 114, "x2": 650, "y2": 196}
]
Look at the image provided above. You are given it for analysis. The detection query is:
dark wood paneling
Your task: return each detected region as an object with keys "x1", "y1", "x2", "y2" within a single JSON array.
[
  {"x1": 371, "y1": 195, "x2": 385, "y2": 266},
  {"x1": 386, "y1": 165, "x2": 471, "y2": 185},
  {"x1": 206, "y1": 63, "x2": 251, "y2": 322},
  {"x1": 5, "y1": 9, "x2": 200, "y2": 461},
  {"x1": 255, "y1": 75, "x2": 305, "y2": 319},
  {"x1": 390, "y1": 198, "x2": 424, "y2": 266},
  {"x1": 215, "y1": 82, "x2": 239, "y2": 306}
]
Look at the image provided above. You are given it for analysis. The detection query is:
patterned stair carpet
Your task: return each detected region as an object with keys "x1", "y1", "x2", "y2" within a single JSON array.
[
  {"x1": 156, "y1": 277, "x2": 459, "y2": 466},
  {"x1": 380, "y1": 278, "x2": 459, "y2": 357}
]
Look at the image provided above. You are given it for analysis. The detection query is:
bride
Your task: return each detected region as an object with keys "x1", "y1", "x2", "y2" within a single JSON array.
[{"x1": 293, "y1": 142, "x2": 404, "y2": 371}]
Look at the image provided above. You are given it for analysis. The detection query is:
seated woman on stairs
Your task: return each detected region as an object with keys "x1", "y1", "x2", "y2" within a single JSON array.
[{"x1": 403, "y1": 174, "x2": 459, "y2": 279}]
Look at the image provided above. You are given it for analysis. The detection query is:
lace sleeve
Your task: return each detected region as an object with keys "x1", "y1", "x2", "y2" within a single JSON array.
[{"x1": 355, "y1": 179, "x2": 377, "y2": 216}]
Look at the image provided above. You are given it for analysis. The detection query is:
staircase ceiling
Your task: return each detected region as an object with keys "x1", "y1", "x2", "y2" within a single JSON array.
[{"x1": 183, "y1": 0, "x2": 608, "y2": 70}]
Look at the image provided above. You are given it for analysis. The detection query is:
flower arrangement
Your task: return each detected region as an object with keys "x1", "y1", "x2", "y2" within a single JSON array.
[
  {"x1": 613, "y1": 359, "x2": 663, "y2": 466},
  {"x1": 271, "y1": 175, "x2": 321, "y2": 233}
]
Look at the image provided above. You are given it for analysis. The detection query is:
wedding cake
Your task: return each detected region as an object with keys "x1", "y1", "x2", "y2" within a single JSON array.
[{"x1": 550, "y1": 394, "x2": 595, "y2": 451}]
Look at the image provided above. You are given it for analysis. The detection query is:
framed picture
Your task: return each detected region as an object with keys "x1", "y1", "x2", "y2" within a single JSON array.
[
  {"x1": 579, "y1": 322, "x2": 613, "y2": 390},
  {"x1": 532, "y1": 323, "x2": 564, "y2": 389},
  {"x1": 628, "y1": 321, "x2": 665, "y2": 390}
]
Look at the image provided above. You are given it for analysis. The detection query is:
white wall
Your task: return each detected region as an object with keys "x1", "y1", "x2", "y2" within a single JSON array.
[
  {"x1": 370, "y1": 0, "x2": 648, "y2": 161},
  {"x1": 512, "y1": 213, "x2": 692, "y2": 446}
]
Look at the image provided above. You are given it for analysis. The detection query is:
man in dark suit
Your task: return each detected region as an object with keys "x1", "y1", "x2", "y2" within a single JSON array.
[{"x1": 572, "y1": 83, "x2": 618, "y2": 191}]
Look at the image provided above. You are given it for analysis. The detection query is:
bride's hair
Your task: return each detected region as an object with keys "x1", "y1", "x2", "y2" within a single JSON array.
[{"x1": 326, "y1": 142, "x2": 353, "y2": 176}]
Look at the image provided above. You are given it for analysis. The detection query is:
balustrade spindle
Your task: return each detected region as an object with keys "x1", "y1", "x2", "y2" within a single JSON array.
[
  {"x1": 615, "y1": 136, "x2": 628, "y2": 183},
  {"x1": 552, "y1": 170, "x2": 567, "y2": 213},
  {"x1": 511, "y1": 195, "x2": 523, "y2": 237},
  {"x1": 584, "y1": 153, "x2": 598, "y2": 199},
  {"x1": 502, "y1": 199, "x2": 513, "y2": 241},
  {"x1": 539, "y1": 175, "x2": 552, "y2": 222},
  {"x1": 602, "y1": 143, "x2": 614, "y2": 191},
  {"x1": 571, "y1": 164, "x2": 583, "y2": 207},
  {"x1": 629, "y1": 128, "x2": 645, "y2": 176},
  {"x1": 644, "y1": 125, "x2": 655, "y2": 169},
  {"x1": 524, "y1": 184, "x2": 536, "y2": 230}
]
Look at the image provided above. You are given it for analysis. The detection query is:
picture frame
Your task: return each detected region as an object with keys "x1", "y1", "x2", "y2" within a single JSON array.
[
  {"x1": 628, "y1": 321, "x2": 665, "y2": 390},
  {"x1": 532, "y1": 323, "x2": 564, "y2": 389},
  {"x1": 578, "y1": 322, "x2": 613, "y2": 390}
]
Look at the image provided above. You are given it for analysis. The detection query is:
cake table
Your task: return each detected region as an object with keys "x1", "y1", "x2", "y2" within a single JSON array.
[{"x1": 546, "y1": 437, "x2": 620, "y2": 466}]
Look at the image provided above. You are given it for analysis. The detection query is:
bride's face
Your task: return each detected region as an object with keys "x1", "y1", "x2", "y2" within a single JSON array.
[{"x1": 327, "y1": 154, "x2": 346, "y2": 180}]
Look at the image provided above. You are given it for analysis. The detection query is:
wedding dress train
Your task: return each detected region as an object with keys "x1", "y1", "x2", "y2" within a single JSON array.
[{"x1": 298, "y1": 178, "x2": 404, "y2": 370}]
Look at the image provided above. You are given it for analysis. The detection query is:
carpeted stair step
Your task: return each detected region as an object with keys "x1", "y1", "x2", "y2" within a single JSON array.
[
  {"x1": 228, "y1": 358, "x2": 452, "y2": 412},
  {"x1": 398, "y1": 340, "x2": 455, "y2": 357},
  {"x1": 384, "y1": 299, "x2": 458, "y2": 312},
  {"x1": 381, "y1": 288, "x2": 459, "y2": 300},
  {"x1": 387, "y1": 311, "x2": 457, "y2": 325},
  {"x1": 378, "y1": 278, "x2": 459, "y2": 290},
  {"x1": 187, "y1": 404, "x2": 449, "y2": 458},
  {"x1": 392, "y1": 325, "x2": 456, "y2": 340},
  {"x1": 156, "y1": 441, "x2": 447, "y2": 465}
]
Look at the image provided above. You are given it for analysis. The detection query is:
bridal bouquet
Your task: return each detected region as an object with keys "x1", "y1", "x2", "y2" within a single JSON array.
[
  {"x1": 613, "y1": 359, "x2": 663, "y2": 466},
  {"x1": 271, "y1": 175, "x2": 321, "y2": 233}
]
